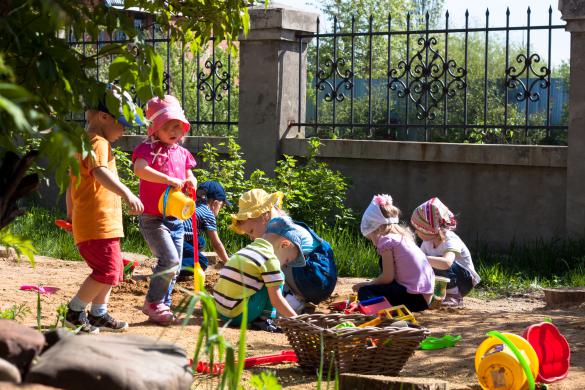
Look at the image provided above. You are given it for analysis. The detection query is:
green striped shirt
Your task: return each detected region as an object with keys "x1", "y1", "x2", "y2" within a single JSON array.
[{"x1": 213, "y1": 238, "x2": 284, "y2": 318}]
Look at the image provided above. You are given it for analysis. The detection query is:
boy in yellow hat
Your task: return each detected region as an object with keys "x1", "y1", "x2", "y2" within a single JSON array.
[{"x1": 230, "y1": 189, "x2": 337, "y2": 313}]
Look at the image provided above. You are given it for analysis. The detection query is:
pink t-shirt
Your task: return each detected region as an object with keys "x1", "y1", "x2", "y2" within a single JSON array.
[
  {"x1": 376, "y1": 233, "x2": 435, "y2": 295},
  {"x1": 132, "y1": 140, "x2": 196, "y2": 216}
]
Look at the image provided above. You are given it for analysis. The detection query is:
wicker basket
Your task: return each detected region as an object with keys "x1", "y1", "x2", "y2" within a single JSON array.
[{"x1": 278, "y1": 313, "x2": 429, "y2": 375}]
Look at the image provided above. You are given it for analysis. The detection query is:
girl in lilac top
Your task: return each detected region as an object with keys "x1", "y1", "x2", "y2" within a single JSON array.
[{"x1": 353, "y1": 194, "x2": 435, "y2": 312}]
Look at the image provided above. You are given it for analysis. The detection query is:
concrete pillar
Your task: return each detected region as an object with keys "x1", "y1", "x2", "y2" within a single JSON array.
[
  {"x1": 238, "y1": 3, "x2": 317, "y2": 173},
  {"x1": 559, "y1": 0, "x2": 585, "y2": 236}
]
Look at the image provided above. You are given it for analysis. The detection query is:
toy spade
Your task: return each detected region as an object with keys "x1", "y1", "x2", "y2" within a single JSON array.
[
  {"x1": 189, "y1": 187, "x2": 205, "y2": 293},
  {"x1": 54, "y1": 219, "x2": 72, "y2": 232}
]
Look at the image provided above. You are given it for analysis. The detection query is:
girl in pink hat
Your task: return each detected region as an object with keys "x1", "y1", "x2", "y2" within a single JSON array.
[{"x1": 132, "y1": 95, "x2": 196, "y2": 325}]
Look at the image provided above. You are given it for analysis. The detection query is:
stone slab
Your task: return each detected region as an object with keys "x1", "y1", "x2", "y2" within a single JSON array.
[{"x1": 339, "y1": 374, "x2": 448, "y2": 390}]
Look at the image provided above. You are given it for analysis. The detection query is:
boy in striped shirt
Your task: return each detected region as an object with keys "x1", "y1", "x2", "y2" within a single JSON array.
[{"x1": 213, "y1": 217, "x2": 304, "y2": 332}]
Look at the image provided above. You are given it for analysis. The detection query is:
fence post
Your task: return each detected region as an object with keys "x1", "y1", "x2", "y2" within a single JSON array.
[
  {"x1": 559, "y1": 0, "x2": 585, "y2": 237},
  {"x1": 238, "y1": 4, "x2": 317, "y2": 174}
]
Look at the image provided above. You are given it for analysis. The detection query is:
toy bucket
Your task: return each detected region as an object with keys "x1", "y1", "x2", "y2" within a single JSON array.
[
  {"x1": 475, "y1": 331, "x2": 539, "y2": 390},
  {"x1": 523, "y1": 322, "x2": 570, "y2": 384},
  {"x1": 433, "y1": 276, "x2": 450, "y2": 300},
  {"x1": 158, "y1": 186, "x2": 195, "y2": 220}
]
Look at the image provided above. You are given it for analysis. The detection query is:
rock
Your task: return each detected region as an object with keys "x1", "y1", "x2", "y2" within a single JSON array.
[
  {"x1": 0, "y1": 383, "x2": 60, "y2": 390},
  {"x1": 339, "y1": 374, "x2": 448, "y2": 390},
  {"x1": 0, "y1": 358, "x2": 20, "y2": 383},
  {"x1": 0, "y1": 320, "x2": 45, "y2": 376},
  {"x1": 41, "y1": 329, "x2": 73, "y2": 354},
  {"x1": 27, "y1": 334, "x2": 192, "y2": 390},
  {"x1": 543, "y1": 288, "x2": 585, "y2": 307}
]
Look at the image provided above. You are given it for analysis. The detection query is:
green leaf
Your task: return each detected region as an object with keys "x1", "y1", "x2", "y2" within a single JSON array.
[{"x1": 0, "y1": 227, "x2": 36, "y2": 266}]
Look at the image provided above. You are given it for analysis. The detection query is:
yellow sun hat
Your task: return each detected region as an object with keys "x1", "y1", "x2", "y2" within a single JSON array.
[{"x1": 230, "y1": 189, "x2": 284, "y2": 234}]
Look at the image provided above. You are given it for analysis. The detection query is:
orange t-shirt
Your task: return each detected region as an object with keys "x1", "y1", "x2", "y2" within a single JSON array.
[{"x1": 70, "y1": 134, "x2": 124, "y2": 244}]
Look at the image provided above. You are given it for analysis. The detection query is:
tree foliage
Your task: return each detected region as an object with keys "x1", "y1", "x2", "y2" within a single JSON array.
[{"x1": 0, "y1": 0, "x2": 253, "y2": 189}]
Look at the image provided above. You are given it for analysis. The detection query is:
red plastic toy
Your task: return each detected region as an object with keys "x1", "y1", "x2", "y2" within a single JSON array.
[
  {"x1": 358, "y1": 296, "x2": 392, "y2": 315},
  {"x1": 522, "y1": 322, "x2": 571, "y2": 384},
  {"x1": 194, "y1": 350, "x2": 298, "y2": 374},
  {"x1": 54, "y1": 219, "x2": 72, "y2": 232}
]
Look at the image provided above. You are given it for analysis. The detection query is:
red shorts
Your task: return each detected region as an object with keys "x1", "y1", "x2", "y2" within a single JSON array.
[{"x1": 77, "y1": 238, "x2": 123, "y2": 286}]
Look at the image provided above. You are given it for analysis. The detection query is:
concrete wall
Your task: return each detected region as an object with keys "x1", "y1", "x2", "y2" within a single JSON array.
[{"x1": 282, "y1": 139, "x2": 567, "y2": 245}]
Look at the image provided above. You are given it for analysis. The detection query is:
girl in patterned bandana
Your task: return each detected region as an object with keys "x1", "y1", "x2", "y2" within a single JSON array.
[
  {"x1": 353, "y1": 194, "x2": 435, "y2": 312},
  {"x1": 411, "y1": 197, "x2": 480, "y2": 307},
  {"x1": 132, "y1": 95, "x2": 197, "y2": 325}
]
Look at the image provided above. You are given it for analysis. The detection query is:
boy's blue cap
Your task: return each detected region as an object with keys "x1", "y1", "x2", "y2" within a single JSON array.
[
  {"x1": 265, "y1": 217, "x2": 306, "y2": 268},
  {"x1": 198, "y1": 181, "x2": 232, "y2": 206},
  {"x1": 97, "y1": 85, "x2": 145, "y2": 128}
]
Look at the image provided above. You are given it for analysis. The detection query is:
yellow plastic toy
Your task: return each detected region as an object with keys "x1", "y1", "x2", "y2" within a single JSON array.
[
  {"x1": 357, "y1": 304, "x2": 417, "y2": 328},
  {"x1": 475, "y1": 331, "x2": 539, "y2": 390},
  {"x1": 158, "y1": 186, "x2": 195, "y2": 220}
]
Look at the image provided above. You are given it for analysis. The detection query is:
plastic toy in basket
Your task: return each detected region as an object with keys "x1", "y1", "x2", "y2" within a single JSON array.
[
  {"x1": 357, "y1": 305, "x2": 418, "y2": 329},
  {"x1": 358, "y1": 296, "x2": 392, "y2": 315}
]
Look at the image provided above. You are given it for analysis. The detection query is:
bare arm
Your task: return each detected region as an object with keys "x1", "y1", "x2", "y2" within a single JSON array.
[
  {"x1": 92, "y1": 167, "x2": 144, "y2": 214},
  {"x1": 353, "y1": 249, "x2": 395, "y2": 291},
  {"x1": 66, "y1": 186, "x2": 72, "y2": 220},
  {"x1": 185, "y1": 169, "x2": 197, "y2": 190},
  {"x1": 427, "y1": 251, "x2": 456, "y2": 270},
  {"x1": 267, "y1": 285, "x2": 296, "y2": 317},
  {"x1": 133, "y1": 158, "x2": 184, "y2": 188},
  {"x1": 207, "y1": 230, "x2": 230, "y2": 263}
]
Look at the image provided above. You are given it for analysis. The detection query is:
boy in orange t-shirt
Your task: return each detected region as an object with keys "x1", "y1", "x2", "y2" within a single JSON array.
[{"x1": 65, "y1": 89, "x2": 144, "y2": 333}]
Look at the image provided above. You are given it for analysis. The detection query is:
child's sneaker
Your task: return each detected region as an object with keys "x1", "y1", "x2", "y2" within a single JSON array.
[
  {"x1": 65, "y1": 308, "x2": 99, "y2": 334},
  {"x1": 441, "y1": 294, "x2": 464, "y2": 308},
  {"x1": 88, "y1": 313, "x2": 129, "y2": 332},
  {"x1": 251, "y1": 318, "x2": 282, "y2": 333},
  {"x1": 142, "y1": 301, "x2": 175, "y2": 325}
]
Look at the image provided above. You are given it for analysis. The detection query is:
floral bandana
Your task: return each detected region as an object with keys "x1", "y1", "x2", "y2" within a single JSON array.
[
  {"x1": 410, "y1": 197, "x2": 456, "y2": 240},
  {"x1": 360, "y1": 194, "x2": 399, "y2": 237}
]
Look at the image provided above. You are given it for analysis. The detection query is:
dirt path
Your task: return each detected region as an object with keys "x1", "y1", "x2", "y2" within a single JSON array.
[{"x1": 1, "y1": 254, "x2": 584, "y2": 389}]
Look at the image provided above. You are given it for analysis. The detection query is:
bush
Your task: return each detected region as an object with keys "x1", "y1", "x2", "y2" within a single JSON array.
[{"x1": 194, "y1": 137, "x2": 356, "y2": 231}]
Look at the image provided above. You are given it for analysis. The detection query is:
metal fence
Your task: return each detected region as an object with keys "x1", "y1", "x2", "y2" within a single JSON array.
[
  {"x1": 292, "y1": 6, "x2": 570, "y2": 144},
  {"x1": 67, "y1": 16, "x2": 238, "y2": 136}
]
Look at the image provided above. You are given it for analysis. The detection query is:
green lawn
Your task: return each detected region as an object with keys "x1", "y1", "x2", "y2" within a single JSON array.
[{"x1": 8, "y1": 206, "x2": 585, "y2": 296}]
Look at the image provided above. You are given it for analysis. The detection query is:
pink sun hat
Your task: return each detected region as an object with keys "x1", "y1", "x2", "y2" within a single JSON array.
[{"x1": 145, "y1": 95, "x2": 190, "y2": 136}]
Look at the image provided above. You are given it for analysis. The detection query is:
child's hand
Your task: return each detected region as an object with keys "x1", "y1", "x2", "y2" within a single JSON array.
[
  {"x1": 124, "y1": 192, "x2": 144, "y2": 215},
  {"x1": 185, "y1": 176, "x2": 197, "y2": 190},
  {"x1": 352, "y1": 282, "x2": 368, "y2": 292},
  {"x1": 166, "y1": 176, "x2": 185, "y2": 189}
]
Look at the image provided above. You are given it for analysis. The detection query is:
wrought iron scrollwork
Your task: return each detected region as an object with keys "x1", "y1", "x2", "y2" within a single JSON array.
[
  {"x1": 388, "y1": 37, "x2": 466, "y2": 120},
  {"x1": 316, "y1": 58, "x2": 353, "y2": 102},
  {"x1": 162, "y1": 71, "x2": 170, "y2": 93},
  {"x1": 505, "y1": 53, "x2": 550, "y2": 102},
  {"x1": 197, "y1": 59, "x2": 230, "y2": 102}
]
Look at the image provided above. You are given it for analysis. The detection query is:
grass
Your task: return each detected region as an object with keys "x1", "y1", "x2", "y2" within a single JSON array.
[
  {"x1": 9, "y1": 206, "x2": 585, "y2": 296},
  {"x1": 10, "y1": 206, "x2": 150, "y2": 261}
]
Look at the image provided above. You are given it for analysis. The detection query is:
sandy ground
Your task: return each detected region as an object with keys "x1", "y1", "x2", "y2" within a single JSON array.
[{"x1": 1, "y1": 253, "x2": 584, "y2": 389}]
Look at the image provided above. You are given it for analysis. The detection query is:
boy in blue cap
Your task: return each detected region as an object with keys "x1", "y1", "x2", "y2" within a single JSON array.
[
  {"x1": 213, "y1": 216, "x2": 302, "y2": 332},
  {"x1": 180, "y1": 181, "x2": 230, "y2": 277}
]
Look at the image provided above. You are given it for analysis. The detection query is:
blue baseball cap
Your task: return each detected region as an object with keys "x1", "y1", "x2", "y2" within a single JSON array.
[
  {"x1": 198, "y1": 181, "x2": 232, "y2": 206},
  {"x1": 96, "y1": 85, "x2": 145, "y2": 128},
  {"x1": 265, "y1": 217, "x2": 306, "y2": 268}
]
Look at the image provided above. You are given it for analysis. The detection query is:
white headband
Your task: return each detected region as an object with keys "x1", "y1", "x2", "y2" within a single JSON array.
[{"x1": 360, "y1": 195, "x2": 399, "y2": 237}]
